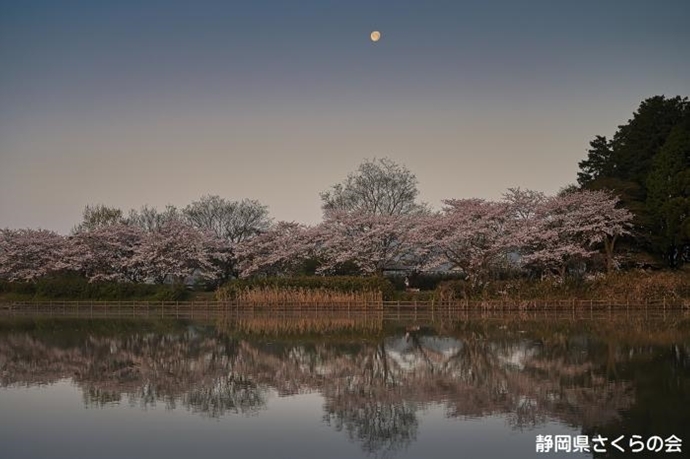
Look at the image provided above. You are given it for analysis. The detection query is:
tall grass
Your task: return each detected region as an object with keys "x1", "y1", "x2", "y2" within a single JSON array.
[
  {"x1": 219, "y1": 286, "x2": 382, "y2": 307},
  {"x1": 216, "y1": 276, "x2": 394, "y2": 300},
  {"x1": 433, "y1": 269, "x2": 690, "y2": 303}
]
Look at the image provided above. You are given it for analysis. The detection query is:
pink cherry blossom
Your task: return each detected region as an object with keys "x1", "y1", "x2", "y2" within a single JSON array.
[{"x1": 0, "y1": 229, "x2": 69, "y2": 281}]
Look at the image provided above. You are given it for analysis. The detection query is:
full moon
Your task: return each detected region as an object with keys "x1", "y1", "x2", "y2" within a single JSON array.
[{"x1": 370, "y1": 31, "x2": 381, "y2": 42}]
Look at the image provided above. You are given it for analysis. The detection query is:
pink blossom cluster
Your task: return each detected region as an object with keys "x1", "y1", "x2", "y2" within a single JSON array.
[
  {"x1": 234, "y1": 189, "x2": 633, "y2": 280},
  {"x1": 0, "y1": 189, "x2": 633, "y2": 283},
  {"x1": 0, "y1": 221, "x2": 230, "y2": 283}
]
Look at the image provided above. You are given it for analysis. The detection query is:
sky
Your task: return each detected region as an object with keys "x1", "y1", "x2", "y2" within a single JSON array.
[{"x1": 1, "y1": 0, "x2": 689, "y2": 234}]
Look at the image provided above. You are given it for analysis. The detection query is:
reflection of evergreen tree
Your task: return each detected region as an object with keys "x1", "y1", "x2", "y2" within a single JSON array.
[{"x1": 582, "y1": 344, "x2": 690, "y2": 458}]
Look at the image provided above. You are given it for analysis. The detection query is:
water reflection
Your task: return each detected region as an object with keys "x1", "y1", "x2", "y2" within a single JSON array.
[{"x1": 1, "y1": 317, "x2": 689, "y2": 457}]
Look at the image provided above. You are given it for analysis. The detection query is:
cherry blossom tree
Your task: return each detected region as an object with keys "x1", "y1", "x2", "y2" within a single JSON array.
[
  {"x1": 235, "y1": 222, "x2": 314, "y2": 278},
  {"x1": 500, "y1": 188, "x2": 547, "y2": 270},
  {"x1": 66, "y1": 223, "x2": 145, "y2": 282},
  {"x1": 415, "y1": 199, "x2": 510, "y2": 284},
  {"x1": 515, "y1": 190, "x2": 633, "y2": 277},
  {"x1": 557, "y1": 189, "x2": 633, "y2": 272},
  {"x1": 502, "y1": 188, "x2": 546, "y2": 222},
  {"x1": 0, "y1": 229, "x2": 69, "y2": 281},
  {"x1": 314, "y1": 211, "x2": 423, "y2": 275},
  {"x1": 130, "y1": 220, "x2": 225, "y2": 284},
  {"x1": 515, "y1": 225, "x2": 593, "y2": 279}
]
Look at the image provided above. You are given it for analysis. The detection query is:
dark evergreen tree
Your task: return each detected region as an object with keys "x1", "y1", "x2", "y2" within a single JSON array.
[
  {"x1": 577, "y1": 135, "x2": 613, "y2": 185},
  {"x1": 576, "y1": 95, "x2": 690, "y2": 267},
  {"x1": 646, "y1": 118, "x2": 690, "y2": 267}
]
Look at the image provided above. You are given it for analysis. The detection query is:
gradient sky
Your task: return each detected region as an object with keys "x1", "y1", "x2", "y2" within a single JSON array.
[{"x1": 1, "y1": 0, "x2": 689, "y2": 234}]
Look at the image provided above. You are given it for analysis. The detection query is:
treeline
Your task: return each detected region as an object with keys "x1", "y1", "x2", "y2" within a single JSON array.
[
  {"x1": 0, "y1": 195, "x2": 270, "y2": 286},
  {"x1": 0, "y1": 95, "x2": 687, "y2": 297},
  {"x1": 0, "y1": 187, "x2": 633, "y2": 289}
]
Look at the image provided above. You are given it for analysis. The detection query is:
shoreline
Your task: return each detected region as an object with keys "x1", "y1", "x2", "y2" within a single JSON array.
[{"x1": 1, "y1": 297, "x2": 689, "y2": 310}]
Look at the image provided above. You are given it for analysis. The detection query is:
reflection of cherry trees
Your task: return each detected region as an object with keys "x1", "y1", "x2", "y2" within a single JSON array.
[
  {"x1": 319, "y1": 340, "x2": 419, "y2": 458},
  {"x1": 181, "y1": 375, "x2": 265, "y2": 417},
  {"x1": 2, "y1": 323, "x2": 679, "y2": 455},
  {"x1": 324, "y1": 401, "x2": 418, "y2": 458},
  {"x1": 0, "y1": 328, "x2": 268, "y2": 417}
]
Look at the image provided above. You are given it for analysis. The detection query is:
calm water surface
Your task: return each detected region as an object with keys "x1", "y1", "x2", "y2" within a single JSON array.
[{"x1": 0, "y1": 314, "x2": 688, "y2": 459}]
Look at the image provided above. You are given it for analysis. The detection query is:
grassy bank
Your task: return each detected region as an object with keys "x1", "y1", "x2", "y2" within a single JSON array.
[
  {"x1": 0, "y1": 275, "x2": 189, "y2": 302},
  {"x1": 434, "y1": 269, "x2": 690, "y2": 303},
  {"x1": 2, "y1": 270, "x2": 687, "y2": 306},
  {"x1": 214, "y1": 270, "x2": 690, "y2": 305}
]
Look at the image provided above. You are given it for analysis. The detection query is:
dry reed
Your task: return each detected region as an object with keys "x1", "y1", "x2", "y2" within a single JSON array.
[
  {"x1": 231, "y1": 287, "x2": 383, "y2": 307},
  {"x1": 228, "y1": 317, "x2": 383, "y2": 335}
]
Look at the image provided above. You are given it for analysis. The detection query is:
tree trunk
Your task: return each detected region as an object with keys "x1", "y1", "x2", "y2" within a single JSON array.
[
  {"x1": 559, "y1": 264, "x2": 567, "y2": 279},
  {"x1": 604, "y1": 235, "x2": 617, "y2": 273}
]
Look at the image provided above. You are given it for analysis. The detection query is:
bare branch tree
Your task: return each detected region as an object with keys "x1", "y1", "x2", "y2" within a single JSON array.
[
  {"x1": 73, "y1": 204, "x2": 124, "y2": 233},
  {"x1": 127, "y1": 205, "x2": 181, "y2": 232},
  {"x1": 183, "y1": 195, "x2": 271, "y2": 243},
  {"x1": 320, "y1": 158, "x2": 426, "y2": 216}
]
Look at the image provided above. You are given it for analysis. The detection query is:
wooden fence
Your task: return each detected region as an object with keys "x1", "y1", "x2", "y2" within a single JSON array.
[{"x1": 0, "y1": 298, "x2": 688, "y2": 324}]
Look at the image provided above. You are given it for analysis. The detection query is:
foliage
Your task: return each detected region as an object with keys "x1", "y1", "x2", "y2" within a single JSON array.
[
  {"x1": 577, "y1": 95, "x2": 690, "y2": 267},
  {"x1": 577, "y1": 135, "x2": 614, "y2": 186},
  {"x1": 0, "y1": 275, "x2": 188, "y2": 301},
  {"x1": 646, "y1": 119, "x2": 690, "y2": 267},
  {"x1": 386, "y1": 272, "x2": 466, "y2": 291},
  {"x1": 587, "y1": 269, "x2": 690, "y2": 302}
]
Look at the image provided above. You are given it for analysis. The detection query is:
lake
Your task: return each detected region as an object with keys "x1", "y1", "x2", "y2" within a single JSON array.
[{"x1": 0, "y1": 311, "x2": 688, "y2": 458}]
